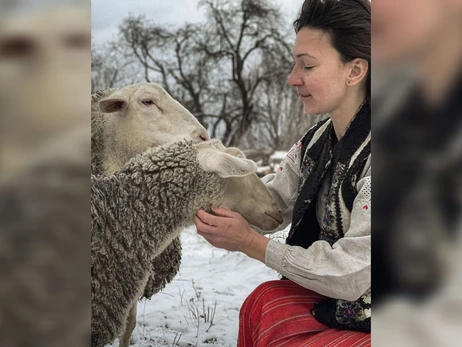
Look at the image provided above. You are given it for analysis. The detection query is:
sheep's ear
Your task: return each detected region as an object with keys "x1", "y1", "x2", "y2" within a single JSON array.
[
  {"x1": 224, "y1": 147, "x2": 246, "y2": 158},
  {"x1": 98, "y1": 91, "x2": 129, "y2": 113},
  {"x1": 198, "y1": 149, "x2": 257, "y2": 178}
]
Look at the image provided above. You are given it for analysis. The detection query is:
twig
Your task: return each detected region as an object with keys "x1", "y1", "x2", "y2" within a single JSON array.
[
  {"x1": 191, "y1": 280, "x2": 201, "y2": 300},
  {"x1": 205, "y1": 302, "x2": 217, "y2": 333},
  {"x1": 172, "y1": 332, "x2": 182, "y2": 346},
  {"x1": 202, "y1": 298, "x2": 206, "y2": 322},
  {"x1": 179, "y1": 288, "x2": 185, "y2": 306}
]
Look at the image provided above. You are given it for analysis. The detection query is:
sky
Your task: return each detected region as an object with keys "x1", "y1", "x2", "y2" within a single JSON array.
[{"x1": 91, "y1": 0, "x2": 304, "y2": 46}]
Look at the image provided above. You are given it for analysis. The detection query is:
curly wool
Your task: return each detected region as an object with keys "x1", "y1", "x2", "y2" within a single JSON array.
[
  {"x1": 91, "y1": 141, "x2": 225, "y2": 347},
  {"x1": 142, "y1": 237, "x2": 182, "y2": 298}
]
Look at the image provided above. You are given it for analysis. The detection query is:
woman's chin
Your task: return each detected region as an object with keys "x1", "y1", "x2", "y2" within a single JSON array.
[{"x1": 303, "y1": 105, "x2": 319, "y2": 116}]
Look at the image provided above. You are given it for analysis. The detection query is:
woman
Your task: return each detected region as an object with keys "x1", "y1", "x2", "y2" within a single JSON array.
[{"x1": 195, "y1": 0, "x2": 371, "y2": 345}]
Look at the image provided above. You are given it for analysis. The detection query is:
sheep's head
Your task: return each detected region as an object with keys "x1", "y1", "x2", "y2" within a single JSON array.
[
  {"x1": 196, "y1": 140, "x2": 283, "y2": 231},
  {"x1": 98, "y1": 82, "x2": 208, "y2": 174}
]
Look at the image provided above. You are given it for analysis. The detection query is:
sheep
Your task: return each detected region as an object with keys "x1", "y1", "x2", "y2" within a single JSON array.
[
  {"x1": 91, "y1": 139, "x2": 282, "y2": 347},
  {"x1": 91, "y1": 82, "x2": 209, "y2": 346}
]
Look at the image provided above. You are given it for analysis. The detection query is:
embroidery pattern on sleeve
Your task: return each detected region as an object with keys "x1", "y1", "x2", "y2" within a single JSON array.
[{"x1": 280, "y1": 141, "x2": 303, "y2": 172}]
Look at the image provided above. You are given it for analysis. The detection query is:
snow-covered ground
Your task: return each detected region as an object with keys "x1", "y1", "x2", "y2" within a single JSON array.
[{"x1": 109, "y1": 226, "x2": 289, "y2": 347}]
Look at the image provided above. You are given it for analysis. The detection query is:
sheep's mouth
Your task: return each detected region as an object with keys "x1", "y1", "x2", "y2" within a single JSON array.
[{"x1": 265, "y1": 211, "x2": 283, "y2": 224}]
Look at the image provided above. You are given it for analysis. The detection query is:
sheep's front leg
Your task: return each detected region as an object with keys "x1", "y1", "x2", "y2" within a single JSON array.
[{"x1": 119, "y1": 303, "x2": 137, "y2": 347}]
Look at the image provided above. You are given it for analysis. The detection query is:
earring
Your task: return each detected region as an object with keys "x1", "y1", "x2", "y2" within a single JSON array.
[{"x1": 347, "y1": 81, "x2": 351, "y2": 85}]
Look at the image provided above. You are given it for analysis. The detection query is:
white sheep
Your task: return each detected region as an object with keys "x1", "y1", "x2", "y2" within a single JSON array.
[
  {"x1": 92, "y1": 82, "x2": 212, "y2": 346},
  {"x1": 92, "y1": 82, "x2": 213, "y2": 347},
  {"x1": 91, "y1": 139, "x2": 282, "y2": 347}
]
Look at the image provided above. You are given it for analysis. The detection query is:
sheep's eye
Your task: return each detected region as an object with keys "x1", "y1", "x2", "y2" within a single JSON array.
[
  {"x1": 142, "y1": 99, "x2": 155, "y2": 106},
  {"x1": 0, "y1": 35, "x2": 37, "y2": 59}
]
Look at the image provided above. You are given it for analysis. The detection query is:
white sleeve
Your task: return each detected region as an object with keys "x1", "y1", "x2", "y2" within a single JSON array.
[
  {"x1": 265, "y1": 166, "x2": 371, "y2": 301},
  {"x1": 256, "y1": 142, "x2": 303, "y2": 234}
]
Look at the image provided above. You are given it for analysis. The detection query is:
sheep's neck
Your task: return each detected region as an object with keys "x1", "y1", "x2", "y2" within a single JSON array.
[
  {"x1": 102, "y1": 123, "x2": 138, "y2": 176},
  {"x1": 112, "y1": 144, "x2": 224, "y2": 262},
  {"x1": 186, "y1": 172, "x2": 226, "y2": 224}
]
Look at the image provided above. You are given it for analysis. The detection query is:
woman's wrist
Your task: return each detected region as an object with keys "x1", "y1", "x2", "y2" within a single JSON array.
[{"x1": 241, "y1": 230, "x2": 270, "y2": 263}]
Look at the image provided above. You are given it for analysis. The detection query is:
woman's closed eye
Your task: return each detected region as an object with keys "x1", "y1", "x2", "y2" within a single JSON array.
[{"x1": 304, "y1": 66, "x2": 315, "y2": 71}]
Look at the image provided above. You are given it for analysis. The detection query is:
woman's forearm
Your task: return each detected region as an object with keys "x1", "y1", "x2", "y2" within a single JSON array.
[{"x1": 241, "y1": 230, "x2": 270, "y2": 263}]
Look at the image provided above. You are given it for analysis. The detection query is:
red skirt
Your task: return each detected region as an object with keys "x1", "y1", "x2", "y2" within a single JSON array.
[{"x1": 238, "y1": 280, "x2": 371, "y2": 347}]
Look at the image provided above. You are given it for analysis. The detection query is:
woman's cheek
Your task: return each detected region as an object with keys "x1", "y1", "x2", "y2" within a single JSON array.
[{"x1": 305, "y1": 76, "x2": 320, "y2": 94}]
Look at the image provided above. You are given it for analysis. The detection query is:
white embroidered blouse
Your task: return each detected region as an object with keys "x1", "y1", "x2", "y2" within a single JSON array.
[{"x1": 258, "y1": 140, "x2": 371, "y2": 302}]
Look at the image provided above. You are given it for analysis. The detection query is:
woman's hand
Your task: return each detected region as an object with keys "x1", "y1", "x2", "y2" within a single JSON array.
[{"x1": 194, "y1": 207, "x2": 269, "y2": 263}]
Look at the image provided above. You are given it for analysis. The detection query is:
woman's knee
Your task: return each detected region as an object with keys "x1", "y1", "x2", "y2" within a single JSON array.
[{"x1": 240, "y1": 280, "x2": 292, "y2": 317}]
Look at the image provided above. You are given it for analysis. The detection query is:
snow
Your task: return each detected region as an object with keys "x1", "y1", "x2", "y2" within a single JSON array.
[
  {"x1": 108, "y1": 226, "x2": 289, "y2": 347},
  {"x1": 270, "y1": 151, "x2": 287, "y2": 161},
  {"x1": 256, "y1": 165, "x2": 271, "y2": 173},
  {"x1": 268, "y1": 151, "x2": 287, "y2": 173}
]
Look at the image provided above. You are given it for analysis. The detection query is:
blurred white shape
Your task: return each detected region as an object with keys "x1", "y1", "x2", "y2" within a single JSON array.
[{"x1": 374, "y1": 224, "x2": 462, "y2": 346}]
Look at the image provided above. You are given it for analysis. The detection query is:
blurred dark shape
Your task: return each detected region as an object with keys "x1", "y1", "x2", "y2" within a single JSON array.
[
  {"x1": 0, "y1": 3, "x2": 90, "y2": 346},
  {"x1": 0, "y1": 34, "x2": 37, "y2": 58},
  {"x1": 373, "y1": 69, "x2": 462, "y2": 302}
]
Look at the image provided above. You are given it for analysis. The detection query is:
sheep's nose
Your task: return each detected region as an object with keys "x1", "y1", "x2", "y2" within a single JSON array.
[
  {"x1": 265, "y1": 205, "x2": 283, "y2": 224},
  {"x1": 199, "y1": 131, "x2": 209, "y2": 141}
]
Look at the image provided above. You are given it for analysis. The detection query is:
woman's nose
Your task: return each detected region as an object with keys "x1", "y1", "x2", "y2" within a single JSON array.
[{"x1": 287, "y1": 67, "x2": 303, "y2": 87}]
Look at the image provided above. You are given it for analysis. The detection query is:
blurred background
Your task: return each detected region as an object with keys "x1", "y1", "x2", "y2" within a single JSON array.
[
  {"x1": 372, "y1": 0, "x2": 462, "y2": 345},
  {"x1": 0, "y1": 1, "x2": 90, "y2": 346}
]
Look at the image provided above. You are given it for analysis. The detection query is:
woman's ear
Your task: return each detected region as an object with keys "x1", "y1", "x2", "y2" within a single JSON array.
[{"x1": 346, "y1": 58, "x2": 369, "y2": 86}]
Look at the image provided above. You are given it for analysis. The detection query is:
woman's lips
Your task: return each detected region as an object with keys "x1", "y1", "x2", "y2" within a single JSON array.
[{"x1": 299, "y1": 94, "x2": 312, "y2": 101}]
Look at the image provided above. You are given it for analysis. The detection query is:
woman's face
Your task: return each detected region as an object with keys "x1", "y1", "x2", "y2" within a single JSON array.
[{"x1": 288, "y1": 27, "x2": 351, "y2": 116}]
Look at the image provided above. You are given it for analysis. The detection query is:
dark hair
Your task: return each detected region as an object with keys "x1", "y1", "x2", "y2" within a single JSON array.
[{"x1": 294, "y1": 0, "x2": 371, "y2": 99}]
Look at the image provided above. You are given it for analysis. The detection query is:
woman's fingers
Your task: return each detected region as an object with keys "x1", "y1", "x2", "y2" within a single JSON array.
[
  {"x1": 196, "y1": 209, "x2": 225, "y2": 227},
  {"x1": 211, "y1": 207, "x2": 239, "y2": 218},
  {"x1": 194, "y1": 215, "x2": 216, "y2": 233}
]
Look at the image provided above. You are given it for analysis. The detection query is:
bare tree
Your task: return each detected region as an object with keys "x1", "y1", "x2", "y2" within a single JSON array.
[
  {"x1": 116, "y1": 0, "x2": 294, "y2": 146},
  {"x1": 91, "y1": 42, "x2": 138, "y2": 93},
  {"x1": 197, "y1": 0, "x2": 293, "y2": 145},
  {"x1": 243, "y1": 75, "x2": 326, "y2": 151},
  {"x1": 119, "y1": 17, "x2": 225, "y2": 128}
]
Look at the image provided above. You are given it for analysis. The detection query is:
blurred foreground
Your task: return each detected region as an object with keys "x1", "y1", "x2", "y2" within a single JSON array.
[
  {"x1": 0, "y1": 2, "x2": 91, "y2": 346},
  {"x1": 372, "y1": 0, "x2": 462, "y2": 345}
]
